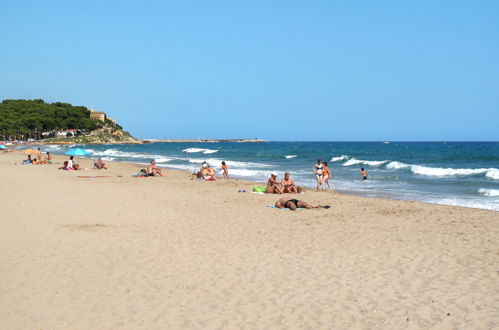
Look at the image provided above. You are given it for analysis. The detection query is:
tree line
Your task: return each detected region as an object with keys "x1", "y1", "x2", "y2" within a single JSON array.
[{"x1": 0, "y1": 99, "x2": 105, "y2": 140}]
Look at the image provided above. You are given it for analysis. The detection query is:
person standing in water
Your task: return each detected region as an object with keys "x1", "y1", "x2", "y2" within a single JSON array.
[
  {"x1": 361, "y1": 168, "x2": 368, "y2": 181},
  {"x1": 313, "y1": 159, "x2": 324, "y2": 189}
]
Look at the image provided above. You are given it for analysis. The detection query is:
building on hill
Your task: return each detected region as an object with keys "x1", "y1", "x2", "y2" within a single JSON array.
[{"x1": 89, "y1": 109, "x2": 106, "y2": 122}]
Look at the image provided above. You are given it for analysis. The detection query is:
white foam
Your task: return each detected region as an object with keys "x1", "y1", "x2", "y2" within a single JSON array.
[
  {"x1": 410, "y1": 165, "x2": 489, "y2": 177},
  {"x1": 431, "y1": 198, "x2": 499, "y2": 212},
  {"x1": 187, "y1": 158, "x2": 273, "y2": 169},
  {"x1": 88, "y1": 148, "x2": 145, "y2": 158},
  {"x1": 343, "y1": 158, "x2": 388, "y2": 167},
  {"x1": 331, "y1": 155, "x2": 349, "y2": 162},
  {"x1": 183, "y1": 147, "x2": 218, "y2": 154},
  {"x1": 478, "y1": 188, "x2": 499, "y2": 197},
  {"x1": 486, "y1": 168, "x2": 499, "y2": 180},
  {"x1": 386, "y1": 161, "x2": 411, "y2": 170},
  {"x1": 285, "y1": 155, "x2": 298, "y2": 159}
]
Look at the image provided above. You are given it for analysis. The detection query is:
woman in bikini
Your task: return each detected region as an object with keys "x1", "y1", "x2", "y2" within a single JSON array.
[{"x1": 313, "y1": 159, "x2": 324, "y2": 189}]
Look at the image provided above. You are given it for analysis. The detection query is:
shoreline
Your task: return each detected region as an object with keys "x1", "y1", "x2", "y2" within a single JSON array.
[{"x1": 8, "y1": 150, "x2": 499, "y2": 214}]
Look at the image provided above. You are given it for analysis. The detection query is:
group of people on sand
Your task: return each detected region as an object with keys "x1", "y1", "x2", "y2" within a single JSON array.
[
  {"x1": 22, "y1": 148, "x2": 52, "y2": 165},
  {"x1": 192, "y1": 161, "x2": 230, "y2": 181},
  {"x1": 266, "y1": 171, "x2": 302, "y2": 194}
]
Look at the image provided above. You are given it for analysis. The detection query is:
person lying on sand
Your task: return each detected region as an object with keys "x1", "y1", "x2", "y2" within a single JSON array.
[
  {"x1": 94, "y1": 158, "x2": 107, "y2": 169},
  {"x1": 275, "y1": 197, "x2": 330, "y2": 211},
  {"x1": 266, "y1": 172, "x2": 283, "y2": 194},
  {"x1": 147, "y1": 160, "x2": 164, "y2": 176},
  {"x1": 281, "y1": 172, "x2": 302, "y2": 193}
]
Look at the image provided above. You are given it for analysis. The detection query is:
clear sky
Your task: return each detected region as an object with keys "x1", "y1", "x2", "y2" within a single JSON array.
[{"x1": 1, "y1": 1, "x2": 498, "y2": 141}]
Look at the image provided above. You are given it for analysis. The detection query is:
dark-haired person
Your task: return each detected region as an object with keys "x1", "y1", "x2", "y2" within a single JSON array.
[
  {"x1": 361, "y1": 168, "x2": 368, "y2": 181},
  {"x1": 221, "y1": 161, "x2": 229, "y2": 180},
  {"x1": 322, "y1": 162, "x2": 332, "y2": 189},
  {"x1": 23, "y1": 155, "x2": 33, "y2": 165},
  {"x1": 313, "y1": 159, "x2": 324, "y2": 189},
  {"x1": 275, "y1": 197, "x2": 330, "y2": 211}
]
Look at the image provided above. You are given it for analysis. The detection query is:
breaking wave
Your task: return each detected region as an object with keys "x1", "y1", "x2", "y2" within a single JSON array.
[
  {"x1": 182, "y1": 147, "x2": 218, "y2": 154},
  {"x1": 285, "y1": 155, "x2": 298, "y2": 159},
  {"x1": 343, "y1": 158, "x2": 388, "y2": 167},
  {"x1": 478, "y1": 188, "x2": 499, "y2": 197},
  {"x1": 386, "y1": 161, "x2": 499, "y2": 180},
  {"x1": 331, "y1": 155, "x2": 349, "y2": 162}
]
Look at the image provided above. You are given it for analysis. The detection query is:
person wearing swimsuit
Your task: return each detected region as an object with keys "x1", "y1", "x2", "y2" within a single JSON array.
[
  {"x1": 361, "y1": 168, "x2": 368, "y2": 181},
  {"x1": 275, "y1": 197, "x2": 329, "y2": 211},
  {"x1": 313, "y1": 159, "x2": 324, "y2": 189},
  {"x1": 322, "y1": 162, "x2": 332, "y2": 189},
  {"x1": 281, "y1": 171, "x2": 301, "y2": 193}
]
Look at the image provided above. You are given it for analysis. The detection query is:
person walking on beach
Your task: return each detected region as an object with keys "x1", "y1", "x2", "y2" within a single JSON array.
[
  {"x1": 322, "y1": 162, "x2": 332, "y2": 189},
  {"x1": 221, "y1": 161, "x2": 229, "y2": 180},
  {"x1": 361, "y1": 168, "x2": 368, "y2": 181},
  {"x1": 313, "y1": 159, "x2": 324, "y2": 189}
]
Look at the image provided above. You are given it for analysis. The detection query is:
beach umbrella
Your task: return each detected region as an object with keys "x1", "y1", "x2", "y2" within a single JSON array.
[
  {"x1": 23, "y1": 148, "x2": 38, "y2": 154},
  {"x1": 64, "y1": 148, "x2": 90, "y2": 156}
]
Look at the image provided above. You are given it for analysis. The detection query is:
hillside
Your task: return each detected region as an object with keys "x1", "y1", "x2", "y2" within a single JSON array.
[{"x1": 0, "y1": 99, "x2": 139, "y2": 144}]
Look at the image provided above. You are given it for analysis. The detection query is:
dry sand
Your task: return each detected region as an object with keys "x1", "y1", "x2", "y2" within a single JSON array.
[{"x1": 0, "y1": 151, "x2": 498, "y2": 329}]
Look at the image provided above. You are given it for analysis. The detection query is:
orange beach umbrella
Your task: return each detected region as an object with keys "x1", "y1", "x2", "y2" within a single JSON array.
[{"x1": 23, "y1": 148, "x2": 38, "y2": 154}]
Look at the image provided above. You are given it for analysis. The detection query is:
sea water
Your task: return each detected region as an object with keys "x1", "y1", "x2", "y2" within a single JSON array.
[{"x1": 42, "y1": 142, "x2": 499, "y2": 211}]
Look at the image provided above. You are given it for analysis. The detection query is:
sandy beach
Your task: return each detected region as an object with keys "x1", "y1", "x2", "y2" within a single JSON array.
[{"x1": 0, "y1": 151, "x2": 498, "y2": 329}]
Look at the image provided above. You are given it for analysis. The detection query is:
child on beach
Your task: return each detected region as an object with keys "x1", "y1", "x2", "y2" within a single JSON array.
[
  {"x1": 361, "y1": 168, "x2": 368, "y2": 181},
  {"x1": 221, "y1": 161, "x2": 229, "y2": 180}
]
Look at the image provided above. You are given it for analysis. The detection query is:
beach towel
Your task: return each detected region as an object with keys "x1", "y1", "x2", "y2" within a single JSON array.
[{"x1": 253, "y1": 186, "x2": 266, "y2": 193}]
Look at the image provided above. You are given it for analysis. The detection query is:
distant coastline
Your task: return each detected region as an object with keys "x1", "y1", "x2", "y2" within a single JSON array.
[{"x1": 142, "y1": 139, "x2": 267, "y2": 143}]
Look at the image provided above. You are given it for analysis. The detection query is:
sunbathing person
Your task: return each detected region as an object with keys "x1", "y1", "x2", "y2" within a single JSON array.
[
  {"x1": 202, "y1": 165, "x2": 219, "y2": 181},
  {"x1": 24, "y1": 155, "x2": 33, "y2": 164},
  {"x1": 266, "y1": 172, "x2": 283, "y2": 194},
  {"x1": 94, "y1": 158, "x2": 107, "y2": 169},
  {"x1": 147, "y1": 160, "x2": 164, "y2": 176},
  {"x1": 281, "y1": 172, "x2": 302, "y2": 193},
  {"x1": 275, "y1": 197, "x2": 329, "y2": 211}
]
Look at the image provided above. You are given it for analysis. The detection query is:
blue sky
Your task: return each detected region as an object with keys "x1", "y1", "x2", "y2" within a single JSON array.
[{"x1": 1, "y1": 1, "x2": 498, "y2": 141}]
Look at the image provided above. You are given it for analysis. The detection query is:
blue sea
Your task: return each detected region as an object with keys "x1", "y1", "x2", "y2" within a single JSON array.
[{"x1": 43, "y1": 142, "x2": 499, "y2": 211}]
